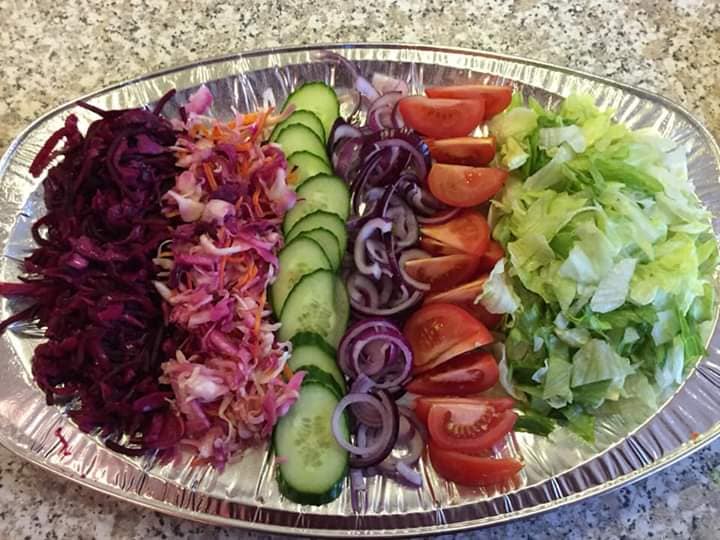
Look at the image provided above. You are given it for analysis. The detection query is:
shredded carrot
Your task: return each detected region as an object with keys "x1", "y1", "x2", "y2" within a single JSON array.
[
  {"x1": 283, "y1": 364, "x2": 294, "y2": 382},
  {"x1": 203, "y1": 162, "x2": 218, "y2": 191},
  {"x1": 240, "y1": 112, "x2": 258, "y2": 125},
  {"x1": 218, "y1": 255, "x2": 227, "y2": 287},
  {"x1": 233, "y1": 259, "x2": 256, "y2": 290},
  {"x1": 252, "y1": 188, "x2": 263, "y2": 217},
  {"x1": 287, "y1": 167, "x2": 300, "y2": 186}
]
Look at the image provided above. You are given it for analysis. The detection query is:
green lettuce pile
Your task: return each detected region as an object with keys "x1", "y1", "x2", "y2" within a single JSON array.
[{"x1": 479, "y1": 93, "x2": 718, "y2": 441}]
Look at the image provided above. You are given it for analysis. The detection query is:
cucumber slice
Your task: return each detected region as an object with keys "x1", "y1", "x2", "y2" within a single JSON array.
[
  {"x1": 294, "y1": 362, "x2": 345, "y2": 397},
  {"x1": 295, "y1": 228, "x2": 342, "y2": 271},
  {"x1": 290, "y1": 333, "x2": 346, "y2": 393},
  {"x1": 274, "y1": 124, "x2": 329, "y2": 165},
  {"x1": 271, "y1": 237, "x2": 332, "y2": 315},
  {"x1": 271, "y1": 110, "x2": 325, "y2": 143},
  {"x1": 282, "y1": 175, "x2": 350, "y2": 236},
  {"x1": 279, "y1": 269, "x2": 350, "y2": 348},
  {"x1": 285, "y1": 211, "x2": 347, "y2": 260},
  {"x1": 287, "y1": 151, "x2": 333, "y2": 188},
  {"x1": 283, "y1": 82, "x2": 340, "y2": 143},
  {"x1": 274, "y1": 380, "x2": 348, "y2": 505}
]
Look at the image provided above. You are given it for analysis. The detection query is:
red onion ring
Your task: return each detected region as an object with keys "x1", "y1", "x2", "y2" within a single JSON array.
[
  {"x1": 417, "y1": 207, "x2": 463, "y2": 225},
  {"x1": 332, "y1": 390, "x2": 399, "y2": 468}
]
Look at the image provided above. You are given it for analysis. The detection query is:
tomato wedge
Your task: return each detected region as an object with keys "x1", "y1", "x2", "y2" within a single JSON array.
[
  {"x1": 478, "y1": 240, "x2": 505, "y2": 273},
  {"x1": 424, "y1": 276, "x2": 502, "y2": 328},
  {"x1": 429, "y1": 443, "x2": 523, "y2": 487},
  {"x1": 414, "y1": 396, "x2": 515, "y2": 424},
  {"x1": 403, "y1": 254, "x2": 480, "y2": 292},
  {"x1": 419, "y1": 236, "x2": 462, "y2": 256},
  {"x1": 426, "y1": 137, "x2": 496, "y2": 166},
  {"x1": 427, "y1": 401, "x2": 517, "y2": 453},
  {"x1": 420, "y1": 211, "x2": 490, "y2": 257},
  {"x1": 419, "y1": 325, "x2": 494, "y2": 373},
  {"x1": 428, "y1": 164, "x2": 508, "y2": 208},
  {"x1": 425, "y1": 85, "x2": 513, "y2": 120},
  {"x1": 398, "y1": 97, "x2": 484, "y2": 139},
  {"x1": 407, "y1": 352, "x2": 499, "y2": 396},
  {"x1": 403, "y1": 303, "x2": 485, "y2": 370}
]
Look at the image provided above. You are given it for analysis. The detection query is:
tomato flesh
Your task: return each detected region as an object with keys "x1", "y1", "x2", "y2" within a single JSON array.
[
  {"x1": 423, "y1": 276, "x2": 502, "y2": 329},
  {"x1": 398, "y1": 97, "x2": 484, "y2": 139},
  {"x1": 478, "y1": 240, "x2": 504, "y2": 273},
  {"x1": 407, "y1": 352, "x2": 499, "y2": 396},
  {"x1": 428, "y1": 164, "x2": 508, "y2": 208},
  {"x1": 417, "y1": 324, "x2": 494, "y2": 373},
  {"x1": 428, "y1": 443, "x2": 523, "y2": 486},
  {"x1": 403, "y1": 303, "x2": 484, "y2": 370},
  {"x1": 403, "y1": 254, "x2": 480, "y2": 292},
  {"x1": 425, "y1": 85, "x2": 513, "y2": 120},
  {"x1": 420, "y1": 211, "x2": 490, "y2": 257},
  {"x1": 428, "y1": 403, "x2": 517, "y2": 453},
  {"x1": 426, "y1": 136, "x2": 496, "y2": 166},
  {"x1": 414, "y1": 396, "x2": 515, "y2": 424}
]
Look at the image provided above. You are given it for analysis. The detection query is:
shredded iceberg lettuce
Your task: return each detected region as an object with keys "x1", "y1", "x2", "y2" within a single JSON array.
[{"x1": 488, "y1": 93, "x2": 718, "y2": 442}]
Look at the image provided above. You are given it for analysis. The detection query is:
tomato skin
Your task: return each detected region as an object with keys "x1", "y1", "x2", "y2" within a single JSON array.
[
  {"x1": 428, "y1": 404, "x2": 517, "y2": 452},
  {"x1": 407, "y1": 352, "x2": 499, "y2": 396},
  {"x1": 428, "y1": 164, "x2": 508, "y2": 208},
  {"x1": 403, "y1": 303, "x2": 485, "y2": 370},
  {"x1": 478, "y1": 240, "x2": 504, "y2": 273},
  {"x1": 428, "y1": 443, "x2": 523, "y2": 486},
  {"x1": 398, "y1": 97, "x2": 485, "y2": 139},
  {"x1": 419, "y1": 236, "x2": 462, "y2": 256},
  {"x1": 404, "y1": 254, "x2": 480, "y2": 292},
  {"x1": 426, "y1": 137, "x2": 497, "y2": 166},
  {"x1": 418, "y1": 325, "x2": 494, "y2": 373},
  {"x1": 425, "y1": 85, "x2": 513, "y2": 120},
  {"x1": 420, "y1": 211, "x2": 490, "y2": 257},
  {"x1": 423, "y1": 276, "x2": 502, "y2": 329},
  {"x1": 414, "y1": 396, "x2": 515, "y2": 424}
]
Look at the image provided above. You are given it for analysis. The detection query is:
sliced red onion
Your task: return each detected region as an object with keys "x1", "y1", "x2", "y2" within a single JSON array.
[
  {"x1": 350, "y1": 468, "x2": 366, "y2": 512},
  {"x1": 378, "y1": 275, "x2": 393, "y2": 305},
  {"x1": 351, "y1": 288, "x2": 423, "y2": 317},
  {"x1": 371, "y1": 73, "x2": 409, "y2": 96},
  {"x1": 396, "y1": 461, "x2": 423, "y2": 487},
  {"x1": 374, "y1": 138, "x2": 427, "y2": 183},
  {"x1": 347, "y1": 273, "x2": 380, "y2": 309},
  {"x1": 397, "y1": 248, "x2": 431, "y2": 291},
  {"x1": 417, "y1": 207, "x2": 463, "y2": 225},
  {"x1": 365, "y1": 238, "x2": 389, "y2": 265},
  {"x1": 338, "y1": 318, "x2": 405, "y2": 376},
  {"x1": 387, "y1": 200, "x2": 419, "y2": 248},
  {"x1": 351, "y1": 333, "x2": 412, "y2": 389},
  {"x1": 367, "y1": 92, "x2": 403, "y2": 131},
  {"x1": 354, "y1": 218, "x2": 392, "y2": 280},
  {"x1": 332, "y1": 391, "x2": 399, "y2": 468},
  {"x1": 312, "y1": 50, "x2": 379, "y2": 100}
]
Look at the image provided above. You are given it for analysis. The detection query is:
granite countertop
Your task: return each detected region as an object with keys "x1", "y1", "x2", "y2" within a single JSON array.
[{"x1": 1, "y1": 0, "x2": 719, "y2": 538}]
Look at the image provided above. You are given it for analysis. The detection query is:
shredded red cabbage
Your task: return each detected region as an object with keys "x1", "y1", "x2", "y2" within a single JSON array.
[{"x1": 0, "y1": 94, "x2": 183, "y2": 455}]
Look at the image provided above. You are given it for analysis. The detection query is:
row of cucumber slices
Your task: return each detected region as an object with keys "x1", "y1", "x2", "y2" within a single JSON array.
[{"x1": 269, "y1": 83, "x2": 352, "y2": 505}]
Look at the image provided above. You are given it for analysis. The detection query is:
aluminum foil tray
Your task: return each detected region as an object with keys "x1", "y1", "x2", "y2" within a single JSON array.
[{"x1": 0, "y1": 43, "x2": 719, "y2": 537}]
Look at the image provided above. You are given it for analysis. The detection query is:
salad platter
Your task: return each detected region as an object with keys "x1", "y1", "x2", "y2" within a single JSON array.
[{"x1": 0, "y1": 43, "x2": 719, "y2": 536}]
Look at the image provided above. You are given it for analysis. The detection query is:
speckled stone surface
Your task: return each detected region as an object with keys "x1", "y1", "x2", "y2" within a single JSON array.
[{"x1": 0, "y1": 0, "x2": 719, "y2": 538}]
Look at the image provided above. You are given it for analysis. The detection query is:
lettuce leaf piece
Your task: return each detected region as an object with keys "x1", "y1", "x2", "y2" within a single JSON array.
[
  {"x1": 489, "y1": 106, "x2": 538, "y2": 145},
  {"x1": 514, "y1": 412, "x2": 556, "y2": 436},
  {"x1": 539, "y1": 126, "x2": 586, "y2": 153},
  {"x1": 475, "y1": 259, "x2": 521, "y2": 315},
  {"x1": 590, "y1": 258, "x2": 637, "y2": 313},
  {"x1": 561, "y1": 405, "x2": 596, "y2": 443},
  {"x1": 570, "y1": 339, "x2": 635, "y2": 402}
]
